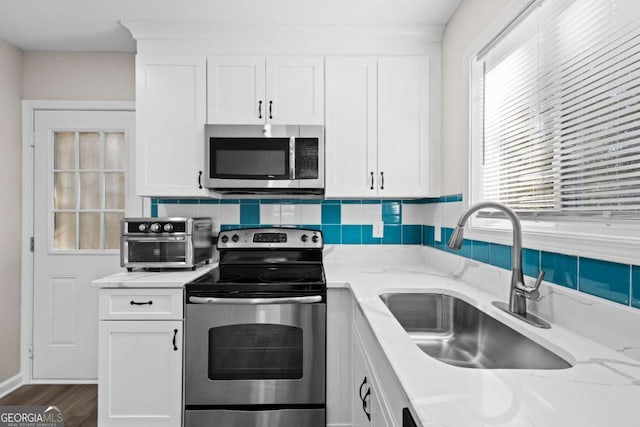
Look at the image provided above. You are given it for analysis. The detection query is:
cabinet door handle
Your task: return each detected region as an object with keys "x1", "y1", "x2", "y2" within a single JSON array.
[
  {"x1": 269, "y1": 100, "x2": 273, "y2": 119},
  {"x1": 130, "y1": 300, "x2": 153, "y2": 306},
  {"x1": 258, "y1": 100, "x2": 263, "y2": 119},
  {"x1": 359, "y1": 376, "x2": 372, "y2": 421},
  {"x1": 380, "y1": 171, "x2": 385, "y2": 190},
  {"x1": 172, "y1": 329, "x2": 178, "y2": 351},
  {"x1": 370, "y1": 172, "x2": 374, "y2": 190},
  {"x1": 198, "y1": 170, "x2": 203, "y2": 189}
]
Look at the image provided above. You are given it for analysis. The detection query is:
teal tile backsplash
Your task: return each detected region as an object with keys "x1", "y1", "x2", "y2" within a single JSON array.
[
  {"x1": 579, "y1": 258, "x2": 630, "y2": 305},
  {"x1": 152, "y1": 195, "x2": 640, "y2": 310}
]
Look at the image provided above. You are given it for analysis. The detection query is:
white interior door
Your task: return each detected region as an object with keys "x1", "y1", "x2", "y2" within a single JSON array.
[{"x1": 33, "y1": 109, "x2": 137, "y2": 380}]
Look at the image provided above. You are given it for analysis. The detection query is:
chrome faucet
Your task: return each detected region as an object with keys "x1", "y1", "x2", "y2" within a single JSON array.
[{"x1": 447, "y1": 201, "x2": 550, "y2": 328}]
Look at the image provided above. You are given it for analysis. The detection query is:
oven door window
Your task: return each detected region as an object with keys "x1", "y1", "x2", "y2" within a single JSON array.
[
  {"x1": 126, "y1": 240, "x2": 187, "y2": 263},
  {"x1": 208, "y1": 324, "x2": 303, "y2": 380},
  {"x1": 210, "y1": 138, "x2": 290, "y2": 180}
]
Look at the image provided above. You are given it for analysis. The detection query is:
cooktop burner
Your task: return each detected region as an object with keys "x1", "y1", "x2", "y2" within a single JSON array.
[{"x1": 185, "y1": 227, "x2": 326, "y2": 297}]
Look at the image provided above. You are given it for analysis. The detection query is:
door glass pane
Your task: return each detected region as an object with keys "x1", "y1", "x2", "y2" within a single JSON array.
[
  {"x1": 79, "y1": 213, "x2": 101, "y2": 249},
  {"x1": 79, "y1": 172, "x2": 101, "y2": 209},
  {"x1": 105, "y1": 212, "x2": 123, "y2": 250},
  {"x1": 54, "y1": 172, "x2": 76, "y2": 210},
  {"x1": 208, "y1": 324, "x2": 303, "y2": 380},
  {"x1": 105, "y1": 132, "x2": 125, "y2": 170},
  {"x1": 54, "y1": 132, "x2": 75, "y2": 170},
  {"x1": 105, "y1": 172, "x2": 124, "y2": 209},
  {"x1": 51, "y1": 129, "x2": 126, "y2": 252},
  {"x1": 54, "y1": 212, "x2": 76, "y2": 250},
  {"x1": 79, "y1": 132, "x2": 100, "y2": 170}
]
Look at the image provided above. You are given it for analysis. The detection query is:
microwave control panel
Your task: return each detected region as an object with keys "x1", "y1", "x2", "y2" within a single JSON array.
[{"x1": 295, "y1": 138, "x2": 319, "y2": 179}]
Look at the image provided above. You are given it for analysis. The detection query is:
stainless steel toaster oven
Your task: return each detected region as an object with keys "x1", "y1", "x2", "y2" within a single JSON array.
[{"x1": 120, "y1": 217, "x2": 214, "y2": 271}]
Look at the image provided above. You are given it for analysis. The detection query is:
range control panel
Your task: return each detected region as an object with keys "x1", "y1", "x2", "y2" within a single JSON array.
[{"x1": 217, "y1": 228, "x2": 323, "y2": 249}]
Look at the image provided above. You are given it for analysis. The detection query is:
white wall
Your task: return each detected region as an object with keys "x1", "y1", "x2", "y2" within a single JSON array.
[
  {"x1": 0, "y1": 39, "x2": 23, "y2": 384},
  {"x1": 22, "y1": 51, "x2": 135, "y2": 100},
  {"x1": 440, "y1": 0, "x2": 510, "y2": 195}
]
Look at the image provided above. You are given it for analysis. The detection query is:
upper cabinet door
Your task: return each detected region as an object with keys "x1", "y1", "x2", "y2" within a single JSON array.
[
  {"x1": 325, "y1": 57, "x2": 378, "y2": 198},
  {"x1": 266, "y1": 57, "x2": 324, "y2": 125},
  {"x1": 377, "y1": 57, "x2": 431, "y2": 198},
  {"x1": 207, "y1": 56, "x2": 266, "y2": 125},
  {"x1": 136, "y1": 55, "x2": 208, "y2": 197}
]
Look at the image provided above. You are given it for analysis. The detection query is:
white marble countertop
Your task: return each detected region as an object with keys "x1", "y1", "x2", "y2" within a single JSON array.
[
  {"x1": 324, "y1": 245, "x2": 640, "y2": 427},
  {"x1": 91, "y1": 263, "x2": 217, "y2": 288}
]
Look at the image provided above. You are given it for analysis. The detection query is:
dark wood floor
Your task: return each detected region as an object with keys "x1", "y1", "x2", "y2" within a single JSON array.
[{"x1": 0, "y1": 384, "x2": 97, "y2": 427}]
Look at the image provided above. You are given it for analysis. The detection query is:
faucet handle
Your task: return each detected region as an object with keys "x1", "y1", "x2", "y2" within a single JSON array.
[{"x1": 524, "y1": 271, "x2": 545, "y2": 300}]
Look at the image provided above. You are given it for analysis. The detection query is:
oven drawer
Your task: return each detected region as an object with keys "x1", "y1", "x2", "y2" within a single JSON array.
[
  {"x1": 185, "y1": 408, "x2": 325, "y2": 427},
  {"x1": 99, "y1": 288, "x2": 183, "y2": 320}
]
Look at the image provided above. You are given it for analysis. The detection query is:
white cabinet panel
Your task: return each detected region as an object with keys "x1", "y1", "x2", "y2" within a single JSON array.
[
  {"x1": 325, "y1": 56, "x2": 434, "y2": 199},
  {"x1": 98, "y1": 320, "x2": 182, "y2": 426},
  {"x1": 207, "y1": 56, "x2": 265, "y2": 124},
  {"x1": 325, "y1": 57, "x2": 377, "y2": 198},
  {"x1": 353, "y1": 325, "x2": 375, "y2": 427},
  {"x1": 207, "y1": 56, "x2": 324, "y2": 125},
  {"x1": 378, "y1": 57, "x2": 430, "y2": 198},
  {"x1": 136, "y1": 55, "x2": 207, "y2": 197},
  {"x1": 267, "y1": 57, "x2": 324, "y2": 125}
]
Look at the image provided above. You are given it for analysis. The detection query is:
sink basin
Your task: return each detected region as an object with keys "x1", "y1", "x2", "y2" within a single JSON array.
[{"x1": 379, "y1": 293, "x2": 572, "y2": 369}]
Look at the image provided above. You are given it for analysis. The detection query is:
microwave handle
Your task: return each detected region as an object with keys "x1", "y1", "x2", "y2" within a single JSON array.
[
  {"x1": 290, "y1": 137, "x2": 296, "y2": 179},
  {"x1": 189, "y1": 296, "x2": 322, "y2": 305}
]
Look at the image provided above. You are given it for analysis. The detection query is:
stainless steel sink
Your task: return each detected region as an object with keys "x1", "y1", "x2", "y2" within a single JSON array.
[{"x1": 379, "y1": 292, "x2": 572, "y2": 369}]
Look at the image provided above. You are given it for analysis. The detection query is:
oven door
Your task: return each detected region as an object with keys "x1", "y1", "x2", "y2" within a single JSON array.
[
  {"x1": 121, "y1": 236, "x2": 192, "y2": 268},
  {"x1": 185, "y1": 296, "x2": 326, "y2": 406}
]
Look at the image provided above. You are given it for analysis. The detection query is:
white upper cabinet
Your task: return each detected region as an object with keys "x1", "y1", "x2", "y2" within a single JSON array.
[
  {"x1": 377, "y1": 57, "x2": 431, "y2": 198},
  {"x1": 325, "y1": 56, "x2": 434, "y2": 199},
  {"x1": 207, "y1": 56, "x2": 266, "y2": 125},
  {"x1": 136, "y1": 55, "x2": 208, "y2": 197},
  {"x1": 207, "y1": 56, "x2": 324, "y2": 125},
  {"x1": 325, "y1": 57, "x2": 378, "y2": 198}
]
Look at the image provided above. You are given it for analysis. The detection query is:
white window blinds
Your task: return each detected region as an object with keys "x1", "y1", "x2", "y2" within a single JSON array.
[{"x1": 481, "y1": 0, "x2": 640, "y2": 215}]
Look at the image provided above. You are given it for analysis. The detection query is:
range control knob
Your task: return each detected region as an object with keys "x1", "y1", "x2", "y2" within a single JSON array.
[
  {"x1": 311, "y1": 235, "x2": 320, "y2": 243},
  {"x1": 149, "y1": 223, "x2": 161, "y2": 233},
  {"x1": 138, "y1": 223, "x2": 148, "y2": 232},
  {"x1": 301, "y1": 234, "x2": 309, "y2": 242},
  {"x1": 220, "y1": 235, "x2": 229, "y2": 243},
  {"x1": 232, "y1": 234, "x2": 240, "y2": 243},
  {"x1": 163, "y1": 223, "x2": 174, "y2": 232}
]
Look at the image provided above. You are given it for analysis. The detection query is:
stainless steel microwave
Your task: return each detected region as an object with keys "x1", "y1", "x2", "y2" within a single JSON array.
[{"x1": 204, "y1": 124, "x2": 324, "y2": 195}]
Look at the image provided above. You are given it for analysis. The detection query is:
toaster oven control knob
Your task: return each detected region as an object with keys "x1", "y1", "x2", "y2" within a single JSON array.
[
  {"x1": 301, "y1": 234, "x2": 309, "y2": 242},
  {"x1": 220, "y1": 235, "x2": 229, "y2": 243},
  {"x1": 312, "y1": 235, "x2": 320, "y2": 243},
  {"x1": 150, "y1": 223, "x2": 161, "y2": 233},
  {"x1": 232, "y1": 234, "x2": 239, "y2": 243},
  {"x1": 163, "y1": 223, "x2": 174, "y2": 232},
  {"x1": 138, "y1": 223, "x2": 148, "y2": 232}
]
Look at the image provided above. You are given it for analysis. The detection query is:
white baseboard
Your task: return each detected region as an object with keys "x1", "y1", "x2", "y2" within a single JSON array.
[{"x1": 0, "y1": 374, "x2": 22, "y2": 399}]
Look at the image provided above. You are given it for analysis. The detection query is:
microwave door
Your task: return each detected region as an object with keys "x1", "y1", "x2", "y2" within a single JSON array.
[{"x1": 208, "y1": 137, "x2": 298, "y2": 189}]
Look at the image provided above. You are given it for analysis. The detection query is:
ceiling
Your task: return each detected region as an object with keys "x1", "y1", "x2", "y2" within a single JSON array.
[{"x1": 0, "y1": 0, "x2": 462, "y2": 52}]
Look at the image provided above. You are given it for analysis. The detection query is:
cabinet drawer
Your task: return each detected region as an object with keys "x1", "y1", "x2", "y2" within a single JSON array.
[{"x1": 99, "y1": 288, "x2": 183, "y2": 320}]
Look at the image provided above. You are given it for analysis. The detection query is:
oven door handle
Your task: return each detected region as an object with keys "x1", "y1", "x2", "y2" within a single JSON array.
[
  {"x1": 188, "y1": 295, "x2": 322, "y2": 305},
  {"x1": 123, "y1": 236, "x2": 187, "y2": 242}
]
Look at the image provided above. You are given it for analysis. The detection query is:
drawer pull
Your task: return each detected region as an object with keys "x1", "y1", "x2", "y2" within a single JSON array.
[
  {"x1": 172, "y1": 329, "x2": 178, "y2": 351},
  {"x1": 130, "y1": 300, "x2": 153, "y2": 306}
]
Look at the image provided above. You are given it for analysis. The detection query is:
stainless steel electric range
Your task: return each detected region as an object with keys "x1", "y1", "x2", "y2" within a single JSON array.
[{"x1": 184, "y1": 227, "x2": 326, "y2": 427}]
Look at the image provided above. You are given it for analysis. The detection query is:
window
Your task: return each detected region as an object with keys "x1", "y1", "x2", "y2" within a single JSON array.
[
  {"x1": 473, "y1": 0, "x2": 640, "y2": 218},
  {"x1": 53, "y1": 131, "x2": 126, "y2": 251}
]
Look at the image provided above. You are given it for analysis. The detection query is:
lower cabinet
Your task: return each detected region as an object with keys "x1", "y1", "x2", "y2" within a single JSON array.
[
  {"x1": 98, "y1": 289, "x2": 183, "y2": 426},
  {"x1": 353, "y1": 323, "x2": 393, "y2": 427}
]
